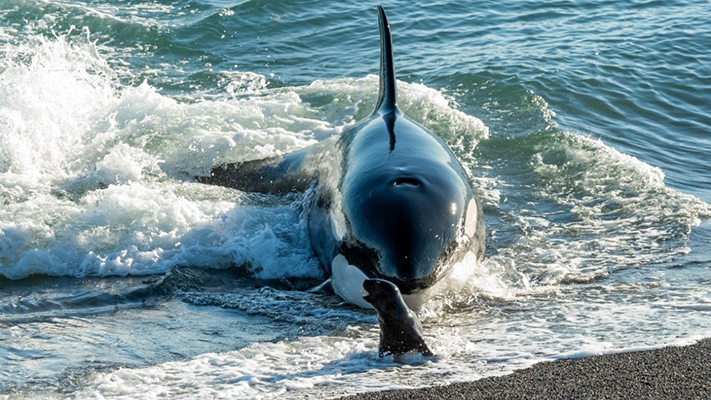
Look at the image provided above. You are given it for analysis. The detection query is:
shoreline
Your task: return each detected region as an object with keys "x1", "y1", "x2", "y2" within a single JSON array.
[{"x1": 340, "y1": 338, "x2": 711, "y2": 399}]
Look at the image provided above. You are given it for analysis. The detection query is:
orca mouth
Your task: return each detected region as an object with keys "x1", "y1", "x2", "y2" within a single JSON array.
[{"x1": 382, "y1": 274, "x2": 437, "y2": 295}]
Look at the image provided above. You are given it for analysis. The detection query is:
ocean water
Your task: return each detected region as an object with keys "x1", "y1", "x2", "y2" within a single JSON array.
[{"x1": 1, "y1": 0, "x2": 710, "y2": 398}]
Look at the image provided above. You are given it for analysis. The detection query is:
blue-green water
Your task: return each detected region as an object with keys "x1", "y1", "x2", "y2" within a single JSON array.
[{"x1": 1, "y1": 1, "x2": 710, "y2": 398}]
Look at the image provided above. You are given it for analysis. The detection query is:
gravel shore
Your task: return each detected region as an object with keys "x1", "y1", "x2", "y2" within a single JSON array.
[{"x1": 340, "y1": 338, "x2": 711, "y2": 400}]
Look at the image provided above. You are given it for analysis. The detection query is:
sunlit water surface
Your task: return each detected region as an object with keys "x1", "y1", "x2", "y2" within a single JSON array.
[{"x1": 1, "y1": 0, "x2": 710, "y2": 398}]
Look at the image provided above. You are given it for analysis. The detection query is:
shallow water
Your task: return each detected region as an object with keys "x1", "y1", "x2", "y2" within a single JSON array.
[{"x1": 1, "y1": 0, "x2": 710, "y2": 398}]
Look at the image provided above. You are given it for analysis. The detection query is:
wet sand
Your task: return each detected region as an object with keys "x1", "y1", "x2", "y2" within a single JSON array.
[{"x1": 340, "y1": 338, "x2": 711, "y2": 399}]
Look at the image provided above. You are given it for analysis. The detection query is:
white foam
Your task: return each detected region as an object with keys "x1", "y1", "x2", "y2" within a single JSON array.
[
  {"x1": 0, "y1": 27, "x2": 114, "y2": 178},
  {"x1": 0, "y1": 32, "x2": 326, "y2": 280},
  {"x1": 56, "y1": 300, "x2": 711, "y2": 400},
  {"x1": 81, "y1": 335, "x2": 379, "y2": 400},
  {"x1": 478, "y1": 130, "x2": 711, "y2": 289}
]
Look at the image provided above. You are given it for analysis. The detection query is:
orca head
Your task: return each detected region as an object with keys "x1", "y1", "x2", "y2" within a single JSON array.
[{"x1": 341, "y1": 132, "x2": 474, "y2": 294}]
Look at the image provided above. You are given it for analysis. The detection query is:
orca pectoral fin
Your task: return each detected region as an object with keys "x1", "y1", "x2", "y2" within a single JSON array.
[
  {"x1": 197, "y1": 148, "x2": 314, "y2": 194},
  {"x1": 197, "y1": 156, "x2": 280, "y2": 192},
  {"x1": 332, "y1": 255, "x2": 373, "y2": 309},
  {"x1": 307, "y1": 279, "x2": 334, "y2": 294}
]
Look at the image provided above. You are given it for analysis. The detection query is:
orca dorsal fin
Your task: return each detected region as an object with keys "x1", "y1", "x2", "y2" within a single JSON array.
[{"x1": 374, "y1": 6, "x2": 398, "y2": 115}]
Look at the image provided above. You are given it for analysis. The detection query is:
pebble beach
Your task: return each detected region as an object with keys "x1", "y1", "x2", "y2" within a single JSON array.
[{"x1": 341, "y1": 338, "x2": 711, "y2": 399}]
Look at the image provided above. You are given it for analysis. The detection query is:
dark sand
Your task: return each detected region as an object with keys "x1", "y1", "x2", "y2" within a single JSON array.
[{"x1": 341, "y1": 338, "x2": 711, "y2": 400}]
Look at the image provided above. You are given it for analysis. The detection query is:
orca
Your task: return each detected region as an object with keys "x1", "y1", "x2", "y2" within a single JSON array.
[{"x1": 199, "y1": 6, "x2": 485, "y2": 309}]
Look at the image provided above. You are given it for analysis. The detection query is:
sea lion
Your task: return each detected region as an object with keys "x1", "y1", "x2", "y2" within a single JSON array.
[{"x1": 362, "y1": 278, "x2": 432, "y2": 357}]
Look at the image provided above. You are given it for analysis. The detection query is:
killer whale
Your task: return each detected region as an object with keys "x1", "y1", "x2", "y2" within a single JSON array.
[{"x1": 199, "y1": 6, "x2": 485, "y2": 308}]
